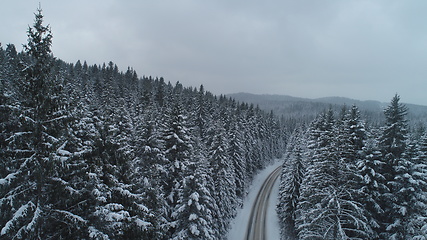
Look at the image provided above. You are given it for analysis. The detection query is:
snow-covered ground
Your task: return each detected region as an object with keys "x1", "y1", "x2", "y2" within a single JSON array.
[{"x1": 227, "y1": 159, "x2": 283, "y2": 240}]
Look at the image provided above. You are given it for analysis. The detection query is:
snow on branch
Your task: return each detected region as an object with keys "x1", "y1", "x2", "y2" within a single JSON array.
[
  {"x1": 54, "y1": 209, "x2": 87, "y2": 224},
  {"x1": 1, "y1": 201, "x2": 36, "y2": 236},
  {"x1": 88, "y1": 226, "x2": 110, "y2": 240},
  {"x1": 0, "y1": 172, "x2": 18, "y2": 186}
]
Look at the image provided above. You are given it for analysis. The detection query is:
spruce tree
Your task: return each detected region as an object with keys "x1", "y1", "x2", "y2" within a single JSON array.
[
  {"x1": 296, "y1": 109, "x2": 372, "y2": 239},
  {"x1": 171, "y1": 148, "x2": 217, "y2": 240},
  {"x1": 404, "y1": 139, "x2": 427, "y2": 239},
  {"x1": 278, "y1": 128, "x2": 306, "y2": 240},
  {"x1": 357, "y1": 138, "x2": 388, "y2": 239},
  {"x1": 161, "y1": 97, "x2": 193, "y2": 238},
  {"x1": 228, "y1": 119, "x2": 247, "y2": 206},
  {"x1": 133, "y1": 105, "x2": 168, "y2": 239},
  {"x1": 0, "y1": 7, "x2": 71, "y2": 239},
  {"x1": 208, "y1": 119, "x2": 236, "y2": 238},
  {"x1": 378, "y1": 94, "x2": 410, "y2": 239}
]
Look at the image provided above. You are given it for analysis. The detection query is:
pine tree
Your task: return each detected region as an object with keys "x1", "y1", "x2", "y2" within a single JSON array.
[
  {"x1": 404, "y1": 139, "x2": 427, "y2": 239},
  {"x1": 411, "y1": 133, "x2": 427, "y2": 238},
  {"x1": 357, "y1": 138, "x2": 388, "y2": 239},
  {"x1": 0, "y1": 7, "x2": 71, "y2": 239},
  {"x1": 208, "y1": 119, "x2": 236, "y2": 238},
  {"x1": 133, "y1": 105, "x2": 168, "y2": 239},
  {"x1": 278, "y1": 128, "x2": 306, "y2": 240},
  {"x1": 194, "y1": 85, "x2": 211, "y2": 139},
  {"x1": 296, "y1": 109, "x2": 372, "y2": 239},
  {"x1": 171, "y1": 147, "x2": 218, "y2": 240},
  {"x1": 378, "y1": 94, "x2": 410, "y2": 239},
  {"x1": 336, "y1": 106, "x2": 374, "y2": 239},
  {"x1": 380, "y1": 95, "x2": 408, "y2": 160},
  {"x1": 228, "y1": 118, "x2": 247, "y2": 206},
  {"x1": 0, "y1": 44, "x2": 14, "y2": 186},
  {"x1": 161, "y1": 97, "x2": 193, "y2": 238}
]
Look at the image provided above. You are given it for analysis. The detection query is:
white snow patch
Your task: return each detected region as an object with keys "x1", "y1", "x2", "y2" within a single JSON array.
[
  {"x1": 189, "y1": 213, "x2": 198, "y2": 221},
  {"x1": 105, "y1": 203, "x2": 124, "y2": 211},
  {"x1": 56, "y1": 209, "x2": 87, "y2": 224},
  {"x1": 135, "y1": 218, "x2": 151, "y2": 228},
  {"x1": 190, "y1": 192, "x2": 199, "y2": 202},
  {"x1": 1, "y1": 201, "x2": 35, "y2": 236},
  {"x1": 227, "y1": 159, "x2": 283, "y2": 240},
  {"x1": 88, "y1": 226, "x2": 110, "y2": 240},
  {"x1": 26, "y1": 206, "x2": 41, "y2": 230},
  {"x1": 0, "y1": 172, "x2": 18, "y2": 186}
]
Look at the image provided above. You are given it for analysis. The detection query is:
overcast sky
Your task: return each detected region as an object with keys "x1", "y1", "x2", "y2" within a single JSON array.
[{"x1": 2, "y1": 0, "x2": 427, "y2": 105}]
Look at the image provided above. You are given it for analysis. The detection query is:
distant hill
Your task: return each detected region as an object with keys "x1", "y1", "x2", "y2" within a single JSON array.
[{"x1": 227, "y1": 93, "x2": 427, "y2": 127}]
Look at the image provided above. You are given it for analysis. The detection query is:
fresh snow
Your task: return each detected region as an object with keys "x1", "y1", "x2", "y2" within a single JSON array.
[
  {"x1": 189, "y1": 213, "x2": 198, "y2": 221},
  {"x1": 227, "y1": 159, "x2": 283, "y2": 240},
  {"x1": 0, "y1": 172, "x2": 18, "y2": 186},
  {"x1": 55, "y1": 209, "x2": 87, "y2": 224},
  {"x1": 1, "y1": 201, "x2": 35, "y2": 236},
  {"x1": 134, "y1": 218, "x2": 151, "y2": 228},
  {"x1": 190, "y1": 224, "x2": 200, "y2": 235}
]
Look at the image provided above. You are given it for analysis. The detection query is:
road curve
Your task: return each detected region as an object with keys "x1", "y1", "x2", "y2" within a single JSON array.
[{"x1": 245, "y1": 165, "x2": 282, "y2": 240}]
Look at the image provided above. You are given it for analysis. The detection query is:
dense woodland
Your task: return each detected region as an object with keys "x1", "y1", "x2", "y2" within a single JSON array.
[
  {"x1": 3, "y1": 8, "x2": 427, "y2": 240},
  {"x1": 229, "y1": 92, "x2": 427, "y2": 133},
  {"x1": 278, "y1": 96, "x2": 427, "y2": 239},
  {"x1": 0, "y1": 9, "x2": 286, "y2": 239}
]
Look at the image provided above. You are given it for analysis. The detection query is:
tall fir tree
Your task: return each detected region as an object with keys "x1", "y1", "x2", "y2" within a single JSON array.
[
  {"x1": 277, "y1": 128, "x2": 306, "y2": 240},
  {"x1": 378, "y1": 94, "x2": 410, "y2": 239},
  {"x1": 208, "y1": 118, "x2": 236, "y2": 238},
  {"x1": 161, "y1": 97, "x2": 194, "y2": 238},
  {"x1": 357, "y1": 138, "x2": 388, "y2": 239},
  {"x1": 171, "y1": 146, "x2": 218, "y2": 240},
  {"x1": 0, "y1": 7, "x2": 71, "y2": 239},
  {"x1": 296, "y1": 109, "x2": 372, "y2": 239}
]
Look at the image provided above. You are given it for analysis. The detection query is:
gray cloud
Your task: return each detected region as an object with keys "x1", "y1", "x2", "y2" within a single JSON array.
[{"x1": 1, "y1": 0, "x2": 427, "y2": 105}]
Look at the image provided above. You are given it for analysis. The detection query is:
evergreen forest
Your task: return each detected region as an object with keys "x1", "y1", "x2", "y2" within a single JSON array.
[
  {"x1": 0, "y1": 9, "x2": 286, "y2": 239},
  {"x1": 2, "y1": 7, "x2": 427, "y2": 240},
  {"x1": 278, "y1": 97, "x2": 427, "y2": 239}
]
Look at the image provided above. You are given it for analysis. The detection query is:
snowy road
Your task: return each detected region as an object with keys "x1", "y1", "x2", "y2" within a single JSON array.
[
  {"x1": 228, "y1": 161, "x2": 283, "y2": 240},
  {"x1": 245, "y1": 165, "x2": 282, "y2": 240}
]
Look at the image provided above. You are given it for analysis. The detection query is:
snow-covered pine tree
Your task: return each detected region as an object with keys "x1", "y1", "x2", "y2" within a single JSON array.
[
  {"x1": 194, "y1": 84, "x2": 212, "y2": 140},
  {"x1": 0, "y1": 7, "x2": 71, "y2": 239},
  {"x1": 403, "y1": 138, "x2": 427, "y2": 239},
  {"x1": 3, "y1": 44, "x2": 21, "y2": 98},
  {"x1": 412, "y1": 133, "x2": 427, "y2": 238},
  {"x1": 336, "y1": 105, "x2": 373, "y2": 239},
  {"x1": 378, "y1": 94, "x2": 410, "y2": 239},
  {"x1": 278, "y1": 128, "x2": 306, "y2": 240},
  {"x1": 154, "y1": 77, "x2": 166, "y2": 108},
  {"x1": 241, "y1": 104, "x2": 261, "y2": 178},
  {"x1": 296, "y1": 110, "x2": 339, "y2": 239},
  {"x1": 267, "y1": 110, "x2": 285, "y2": 159},
  {"x1": 357, "y1": 138, "x2": 388, "y2": 239},
  {"x1": 228, "y1": 117, "x2": 247, "y2": 206},
  {"x1": 133, "y1": 105, "x2": 168, "y2": 239},
  {"x1": 161, "y1": 96, "x2": 193, "y2": 238},
  {"x1": 296, "y1": 108, "x2": 372, "y2": 239},
  {"x1": 171, "y1": 144, "x2": 218, "y2": 240},
  {"x1": 208, "y1": 118, "x2": 236, "y2": 239},
  {"x1": 0, "y1": 44, "x2": 13, "y2": 180},
  {"x1": 110, "y1": 99, "x2": 154, "y2": 239}
]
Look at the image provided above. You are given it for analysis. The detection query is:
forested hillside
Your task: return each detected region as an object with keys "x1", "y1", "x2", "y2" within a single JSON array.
[
  {"x1": 278, "y1": 96, "x2": 427, "y2": 239},
  {"x1": 229, "y1": 92, "x2": 427, "y2": 131},
  {"x1": 0, "y1": 9, "x2": 286, "y2": 239}
]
